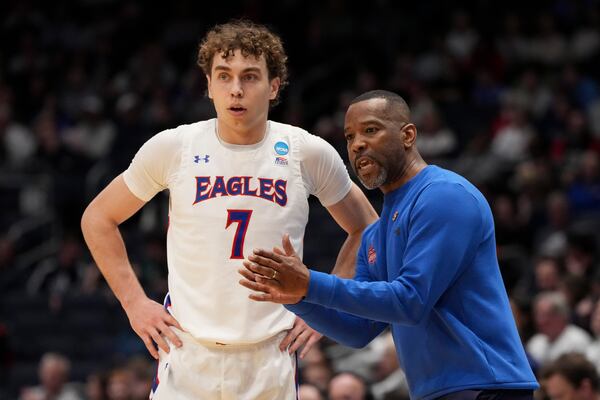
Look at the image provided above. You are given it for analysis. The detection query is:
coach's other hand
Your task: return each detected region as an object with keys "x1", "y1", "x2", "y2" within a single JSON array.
[
  {"x1": 239, "y1": 233, "x2": 310, "y2": 303},
  {"x1": 124, "y1": 296, "x2": 183, "y2": 359}
]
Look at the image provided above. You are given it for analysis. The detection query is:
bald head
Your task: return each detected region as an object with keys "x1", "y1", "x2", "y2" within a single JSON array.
[{"x1": 350, "y1": 90, "x2": 411, "y2": 123}]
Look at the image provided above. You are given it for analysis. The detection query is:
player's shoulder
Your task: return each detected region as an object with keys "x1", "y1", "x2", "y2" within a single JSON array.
[
  {"x1": 269, "y1": 120, "x2": 324, "y2": 142},
  {"x1": 269, "y1": 120, "x2": 309, "y2": 139},
  {"x1": 268, "y1": 120, "x2": 335, "y2": 155},
  {"x1": 148, "y1": 119, "x2": 214, "y2": 146},
  {"x1": 167, "y1": 119, "x2": 214, "y2": 137}
]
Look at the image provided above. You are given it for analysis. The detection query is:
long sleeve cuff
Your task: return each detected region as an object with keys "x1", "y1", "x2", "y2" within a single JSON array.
[
  {"x1": 285, "y1": 301, "x2": 317, "y2": 316},
  {"x1": 305, "y1": 270, "x2": 336, "y2": 306}
]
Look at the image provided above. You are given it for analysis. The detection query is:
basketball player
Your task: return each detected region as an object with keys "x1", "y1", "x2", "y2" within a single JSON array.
[
  {"x1": 240, "y1": 91, "x2": 539, "y2": 400},
  {"x1": 80, "y1": 21, "x2": 377, "y2": 399}
]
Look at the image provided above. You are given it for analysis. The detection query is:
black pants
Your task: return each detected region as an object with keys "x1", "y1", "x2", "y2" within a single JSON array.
[{"x1": 436, "y1": 389, "x2": 533, "y2": 400}]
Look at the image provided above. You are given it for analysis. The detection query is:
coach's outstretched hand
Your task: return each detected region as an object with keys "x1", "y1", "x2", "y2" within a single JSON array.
[{"x1": 239, "y1": 234, "x2": 310, "y2": 304}]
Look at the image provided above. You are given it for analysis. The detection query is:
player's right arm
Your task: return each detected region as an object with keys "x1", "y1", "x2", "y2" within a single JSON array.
[{"x1": 81, "y1": 175, "x2": 182, "y2": 359}]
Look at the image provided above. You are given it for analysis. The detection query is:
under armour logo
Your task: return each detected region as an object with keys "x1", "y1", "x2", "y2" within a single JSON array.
[{"x1": 194, "y1": 155, "x2": 210, "y2": 163}]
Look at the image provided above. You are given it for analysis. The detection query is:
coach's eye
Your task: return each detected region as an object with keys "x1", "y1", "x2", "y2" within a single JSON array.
[{"x1": 365, "y1": 126, "x2": 377, "y2": 134}]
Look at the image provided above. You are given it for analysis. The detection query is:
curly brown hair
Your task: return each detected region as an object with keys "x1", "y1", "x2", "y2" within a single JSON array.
[{"x1": 197, "y1": 20, "x2": 289, "y2": 106}]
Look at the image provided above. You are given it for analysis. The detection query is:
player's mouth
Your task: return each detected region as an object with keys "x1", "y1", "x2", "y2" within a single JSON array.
[
  {"x1": 355, "y1": 156, "x2": 377, "y2": 175},
  {"x1": 228, "y1": 105, "x2": 247, "y2": 116}
]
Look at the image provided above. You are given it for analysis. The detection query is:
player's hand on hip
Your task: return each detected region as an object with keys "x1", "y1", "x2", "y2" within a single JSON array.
[
  {"x1": 280, "y1": 317, "x2": 322, "y2": 359},
  {"x1": 124, "y1": 296, "x2": 183, "y2": 359},
  {"x1": 238, "y1": 234, "x2": 310, "y2": 303}
]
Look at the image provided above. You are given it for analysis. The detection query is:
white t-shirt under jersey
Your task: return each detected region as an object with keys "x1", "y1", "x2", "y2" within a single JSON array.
[{"x1": 123, "y1": 119, "x2": 352, "y2": 344}]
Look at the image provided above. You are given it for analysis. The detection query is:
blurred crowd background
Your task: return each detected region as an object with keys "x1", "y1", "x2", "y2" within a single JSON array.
[{"x1": 1, "y1": 0, "x2": 600, "y2": 399}]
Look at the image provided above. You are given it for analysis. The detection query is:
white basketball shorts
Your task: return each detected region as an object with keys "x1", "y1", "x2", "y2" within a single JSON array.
[{"x1": 149, "y1": 329, "x2": 297, "y2": 400}]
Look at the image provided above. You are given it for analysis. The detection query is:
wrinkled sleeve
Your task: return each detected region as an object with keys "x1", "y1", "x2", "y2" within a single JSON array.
[
  {"x1": 299, "y1": 133, "x2": 352, "y2": 206},
  {"x1": 300, "y1": 182, "x2": 483, "y2": 326},
  {"x1": 286, "y1": 233, "x2": 388, "y2": 348},
  {"x1": 122, "y1": 129, "x2": 181, "y2": 201}
]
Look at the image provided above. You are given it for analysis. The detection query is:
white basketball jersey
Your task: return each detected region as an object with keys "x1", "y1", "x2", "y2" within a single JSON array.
[{"x1": 123, "y1": 119, "x2": 351, "y2": 344}]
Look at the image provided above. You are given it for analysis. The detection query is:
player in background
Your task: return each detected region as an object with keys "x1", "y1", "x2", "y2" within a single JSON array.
[{"x1": 81, "y1": 20, "x2": 377, "y2": 399}]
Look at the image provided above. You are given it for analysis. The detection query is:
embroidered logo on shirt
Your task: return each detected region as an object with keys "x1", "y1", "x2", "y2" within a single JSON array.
[
  {"x1": 194, "y1": 154, "x2": 210, "y2": 163},
  {"x1": 274, "y1": 156, "x2": 288, "y2": 166},
  {"x1": 368, "y1": 245, "x2": 376, "y2": 265}
]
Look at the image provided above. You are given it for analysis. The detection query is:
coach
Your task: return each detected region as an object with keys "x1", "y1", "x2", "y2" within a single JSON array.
[{"x1": 239, "y1": 90, "x2": 539, "y2": 400}]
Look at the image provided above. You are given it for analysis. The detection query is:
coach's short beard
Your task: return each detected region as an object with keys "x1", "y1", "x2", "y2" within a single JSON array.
[{"x1": 358, "y1": 168, "x2": 387, "y2": 190}]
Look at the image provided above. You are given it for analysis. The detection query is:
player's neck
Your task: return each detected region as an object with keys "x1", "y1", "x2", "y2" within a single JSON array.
[{"x1": 216, "y1": 119, "x2": 268, "y2": 145}]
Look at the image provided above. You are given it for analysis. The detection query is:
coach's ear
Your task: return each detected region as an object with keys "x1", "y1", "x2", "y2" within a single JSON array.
[{"x1": 402, "y1": 123, "x2": 417, "y2": 149}]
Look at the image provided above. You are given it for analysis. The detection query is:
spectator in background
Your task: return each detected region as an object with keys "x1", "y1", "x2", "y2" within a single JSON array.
[
  {"x1": 26, "y1": 235, "x2": 86, "y2": 294},
  {"x1": 445, "y1": 11, "x2": 479, "y2": 63},
  {"x1": 0, "y1": 101, "x2": 36, "y2": 170},
  {"x1": 414, "y1": 106, "x2": 457, "y2": 162},
  {"x1": 20, "y1": 352, "x2": 82, "y2": 400},
  {"x1": 85, "y1": 371, "x2": 108, "y2": 400},
  {"x1": 62, "y1": 95, "x2": 115, "y2": 162},
  {"x1": 587, "y1": 300, "x2": 600, "y2": 374},
  {"x1": 533, "y1": 256, "x2": 564, "y2": 294},
  {"x1": 510, "y1": 297, "x2": 539, "y2": 376},
  {"x1": 566, "y1": 151, "x2": 600, "y2": 216},
  {"x1": 534, "y1": 191, "x2": 570, "y2": 257},
  {"x1": 490, "y1": 102, "x2": 535, "y2": 164},
  {"x1": 527, "y1": 291, "x2": 591, "y2": 366},
  {"x1": 493, "y1": 193, "x2": 531, "y2": 250},
  {"x1": 105, "y1": 368, "x2": 132, "y2": 400},
  {"x1": 531, "y1": 15, "x2": 567, "y2": 66},
  {"x1": 328, "y1": 372, "x2": 373, "y2": 400},
  {"x1": 300, "y1": 347, "x2": 334, "y2": 394},
  {"x1": 370, "y1": 332, "x2": 409, "y2": 400},
  {"x1": 298, "y1": 383, "x2": 323, "y2": 400},
  {"x1": 564, "y1": 232, "x2": 597, "y2": 278},
  {"x1": 126, "y1": 356, "x2": 154, "y2": 400},
  {"x1": 541, "y1": 353, "x2": 600, "y2": 400}
]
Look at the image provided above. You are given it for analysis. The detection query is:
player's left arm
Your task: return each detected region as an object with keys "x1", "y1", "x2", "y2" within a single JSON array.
[{"x1": 325, "y1": 182, "x2": 378, "y2": 278}]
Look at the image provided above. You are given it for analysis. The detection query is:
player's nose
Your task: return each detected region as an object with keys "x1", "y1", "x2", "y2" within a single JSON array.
[{"x1": 230, "y1": 77, "x2": 243, "y2": 97}]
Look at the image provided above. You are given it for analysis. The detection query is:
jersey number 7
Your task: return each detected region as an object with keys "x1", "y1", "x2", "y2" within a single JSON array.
[{"x1": 226, "y1": 209, "x2": 253, "y2": 259}]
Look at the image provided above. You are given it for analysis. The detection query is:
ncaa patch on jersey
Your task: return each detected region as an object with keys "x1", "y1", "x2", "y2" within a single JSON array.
[
  {"x1": 275, "y1": 156, "x2": 288, "y2": 166},
  {"x1": 274, "y1": 141, "x2": 289, "y2": 155}
]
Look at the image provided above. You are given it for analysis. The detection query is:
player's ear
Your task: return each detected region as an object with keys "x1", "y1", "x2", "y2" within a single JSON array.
[
  {"x1": 269, "y1": 77, "x2": 280, "y2": 100},
  {"x1": 206, "y1": 75, "x2": 213, "y2": 99}
]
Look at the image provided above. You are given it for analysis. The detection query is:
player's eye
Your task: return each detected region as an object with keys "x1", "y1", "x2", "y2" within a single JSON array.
[
  {"x1": 344, "y1": 133, "x2": 354, "y2": 141},
  {"x1": 218, "y1": 73, "x2": 229, "y2": 80},
  {"x1": 365, "y1": 126, "x2": 378, "y2": 134},
  {"x1": 243, "y1": 74, "x2": 258, "y2": 81}
]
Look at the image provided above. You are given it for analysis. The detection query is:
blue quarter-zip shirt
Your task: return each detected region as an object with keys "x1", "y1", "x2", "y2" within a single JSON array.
[{"x1": 287, "y1": 165, "x2": 538, "y2": 399}]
